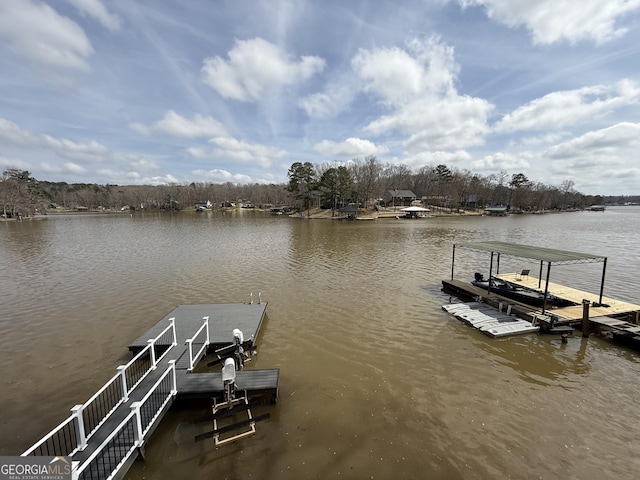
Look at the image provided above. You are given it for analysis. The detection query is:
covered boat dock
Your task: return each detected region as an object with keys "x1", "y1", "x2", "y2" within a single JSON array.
[{"x1": 448, "y1": 241, "x2": 608, "y2": 314}]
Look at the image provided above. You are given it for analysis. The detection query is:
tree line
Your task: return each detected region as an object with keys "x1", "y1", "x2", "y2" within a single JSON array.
[{"x1": 1, "y1": 160, "x2": 637, "y2": 218}]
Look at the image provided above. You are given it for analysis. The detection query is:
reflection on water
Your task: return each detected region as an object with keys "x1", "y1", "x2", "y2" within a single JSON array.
[{"x1": 1, "y1": 207, "x2": 640, "y2": 479}]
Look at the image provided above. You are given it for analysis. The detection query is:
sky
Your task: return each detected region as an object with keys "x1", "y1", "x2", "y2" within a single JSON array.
[{"x1": 1, "y1": 1, "x2": 639, "y2": 195}]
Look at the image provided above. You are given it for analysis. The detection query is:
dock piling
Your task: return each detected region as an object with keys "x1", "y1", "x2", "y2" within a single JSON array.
[{"x1": 582, "y1": 299, "x2": 590, "y2": 337}]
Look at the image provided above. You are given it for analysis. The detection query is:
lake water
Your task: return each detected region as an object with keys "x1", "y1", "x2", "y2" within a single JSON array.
[{"x1": 1, "y1": 207, "x2": 639, "y2": 479}]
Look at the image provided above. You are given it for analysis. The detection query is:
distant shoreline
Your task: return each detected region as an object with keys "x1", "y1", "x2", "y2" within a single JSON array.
[{"x1": 1, "y1": 205, "x2": 589, "y2": 221}]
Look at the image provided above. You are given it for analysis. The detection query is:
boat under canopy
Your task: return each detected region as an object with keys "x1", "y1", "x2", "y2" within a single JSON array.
[{"x1": 449, "y1": 241, "x2": 608, "y2": 314}]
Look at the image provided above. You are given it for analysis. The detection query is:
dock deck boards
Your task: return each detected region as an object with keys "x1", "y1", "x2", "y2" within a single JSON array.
[
  {"x1": 495, "y1": 273, "x2": 640, "y2": 320},
  {"x1": 178, "y1": 369, "x2": 280, "y2": 396},
  {"x1": 129, "y1": 302, "x2": 268, "y2": 349}
]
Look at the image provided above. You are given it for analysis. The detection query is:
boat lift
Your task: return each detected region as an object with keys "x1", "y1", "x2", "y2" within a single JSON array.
[{"x1": 194, "y1": 329, "x2": 270, "y2": 446}]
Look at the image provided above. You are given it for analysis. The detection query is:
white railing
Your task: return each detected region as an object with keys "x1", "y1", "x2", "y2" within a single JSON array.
[
  {"x1": 21, "y1": 410, "x2": 80, "y2": 457},
  {"x1": 185, "y1": 316, "x2": 210, "y2": 371},
  {"x1": 74, "y1": 361, "x2": 177, "y2": 480},
  {"x1": 22, "y1": 318, "x2": 177, "y2": 457},
  {"x1": 120, "y1": 317, "x2": 177, "y2": 399}
]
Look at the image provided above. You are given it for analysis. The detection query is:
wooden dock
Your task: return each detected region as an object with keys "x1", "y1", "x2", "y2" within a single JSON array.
[
  {"x1": 442, "y1": 276, "x2": 640, "y2": 342},
  {"x1": 24, "y1": 301, "x2": 279, "y2": 480},
  {"x1": 494, "y1": 273, "x2": 640, "y2": 321}
]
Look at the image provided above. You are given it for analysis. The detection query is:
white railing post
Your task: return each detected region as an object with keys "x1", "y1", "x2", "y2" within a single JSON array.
[
  {"x1": 71, "y1": 404, "x2": 87, "y2": 451},
  {"x1": 203, "y1": 316, "x2": 210, "y2": 345},
  {"x1": 169, "y1": 317, "x2": 177, "y2": 346},
  {"x1": 118, "y1": 365, "x2": 129, "y2": 401},
  {"x1": 147, "y1": 338, "x2": 157, "y2": 370},
  {"x1": 130, "y1": 402, "x2": 143, "y2": 446},
  {"x1": 168, "y1": 360, "x2": 177, "y2": 394},
  {"x1": 186, "y1": 338, "x2": 194, "y2": 371}
]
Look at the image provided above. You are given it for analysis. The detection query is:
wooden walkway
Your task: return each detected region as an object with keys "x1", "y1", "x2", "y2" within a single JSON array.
[{"x1": 32, "y1": 302, "x2": 279, "y2": 480}]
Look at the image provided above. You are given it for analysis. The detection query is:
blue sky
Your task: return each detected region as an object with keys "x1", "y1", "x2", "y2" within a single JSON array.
[{"x1": 1, "y1": 0, "x2": 639, "y2": 195}]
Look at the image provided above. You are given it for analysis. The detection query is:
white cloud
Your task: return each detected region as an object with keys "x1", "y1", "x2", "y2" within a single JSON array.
[
  {"x1": 459, "y1": 0, "x2": 640, "y2": 45},
  {"x1": 313, "y1": 138, "x2": 389, "y2": 157},
  {"x1": 546, "y1": 122, "x2": 640, "y2": 162},
  {"x1": 93, "y1": 169, "x2": 179, "y2": 186},
  {"x1": 66, "y1": 0, "x2": 121, "y2": 31},
  {"x1": 495, "y1": 80, "x2": 640, "y2": 133},
  {"x1": 0, "y1": 118, "x2": 109, "y2": 161},
  {"x1": 187, "y1": 137, "x2": 288, "y2": 169},
  {"x1": 129, "y1": 111, "x2": 229, "y2": 138},
  {"x1": 191, "y1": 168, "x2": 253, "y2": 184},
  {"x1": 298, "y1": 83, "x2": 356, "y2": 118},
  {"x1": 0, "y1": 155, "x2": 30, "y2": 171},
  {"x1": 0, "y1": 0, "x2": 93, "y2": 72},
  {"x1": 544, "y1": 123, "x2": 640, "y2": 193},
  {"x1": 210, "y1": 137, "x2": 287, "y2": 168},
  {"x1": 112, "y1": 153, "x2": 161, "y2": 172},
  {"x1": 471, "y1": 151, "x2": 531, "y2": 171},
  {"x1": 353, "y1": 37, "x2": 459, "y2": 106},
  {"x1": 517, "y1": 132, "x2": 571, "y2": 148},
  {"x1": 136, "y1": 174, "x2": 181, "y2": 186},
  {"x1": 399, "y1": 150, "x2": 472, "y2": 169},
  {"x1": 40, "y1": 161, "x2": 87, "y2": 175},
  {"x1": 367, "y1": 94, "x2": 493, "y2": 150},
  {"x1": 201, "y1": 38, "x2": 325, "y2": 102},
  {"x1": 186, "y1": 147, "x2": 208, "y2": 159},
  {"x1": 352, "y1": 36, "x2": 493, "y2": 151}
]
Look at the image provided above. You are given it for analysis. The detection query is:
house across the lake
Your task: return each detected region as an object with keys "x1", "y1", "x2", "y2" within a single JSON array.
[{"x1": 388, "y1": 189, "x2": 417, "y2": 207}]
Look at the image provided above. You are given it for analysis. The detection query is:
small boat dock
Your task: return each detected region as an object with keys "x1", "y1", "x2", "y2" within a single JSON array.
[
  {"x1": 22, "y1": 301, "x2": 279, "y2": 480},
  {"x1": 443, "y1": 241, "x2": 640, "y2": 344},
  {"x1": 127, "y1": 302, "x2": 278, "y2": 400}
]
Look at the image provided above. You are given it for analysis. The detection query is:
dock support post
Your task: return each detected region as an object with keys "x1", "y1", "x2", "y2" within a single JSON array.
[
  {"x1": 186, "y1": 338, "x2": 194, "y2": 371},
  {"x1": 168, "y1": 360, "x2": 177, "y2": 395},
  {"x1": 169, "y1": 317, "x2": 177, "y2": 346},
  {"x1": 147, "y1": 339, "x2": 157, "y2": 370},
  {"x1": 582, "y1": 299, "x2": 590, "y2": 338},
  {"x1": 71, "y1": 404, "x2": 87, "y2": 451},
  {"x1": 203, "y1": 316, "x2": 210, "y2": 346},
  {"x1": 130, "y1": 402, "x2": 143, "y2": 446},
  {"x1": 118, "y1": 365, "x2": 129, "y2": 401},
  {"x1": 451, "y1": 245, "x2": 456, "y2": 281}
]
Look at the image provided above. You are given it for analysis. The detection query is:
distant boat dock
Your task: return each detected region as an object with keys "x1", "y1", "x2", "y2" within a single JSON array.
[
  {"x1": 22, "y1": 301, "x2": 279, "y2": 480},
  {"x1": 443, "y1": 241, "x2": 640, "y2": 344}
]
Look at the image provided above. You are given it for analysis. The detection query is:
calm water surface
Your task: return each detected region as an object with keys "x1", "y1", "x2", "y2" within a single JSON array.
[{"x1": 1, "y1": 207, "x2": 639, "y2": 479}]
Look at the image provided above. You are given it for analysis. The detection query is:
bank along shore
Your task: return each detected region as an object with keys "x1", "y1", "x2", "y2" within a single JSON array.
[
  {"x1": 295, "y1": 205, "x2": 578, "y2": 219},
  {"x1": 2, "y1": 204, "x2": 583, "y2": 221}
]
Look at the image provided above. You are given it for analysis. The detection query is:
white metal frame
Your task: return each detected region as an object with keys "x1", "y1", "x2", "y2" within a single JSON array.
[
  {"x1": 73, "y1": 361, "x2": 177, "y2": 480},
  {"x1": 22, "y1": 318, "x2": 177, "y2": 456},
  {"x1": 185, "y1": 316, "x2": 210, "y2": 371}
]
